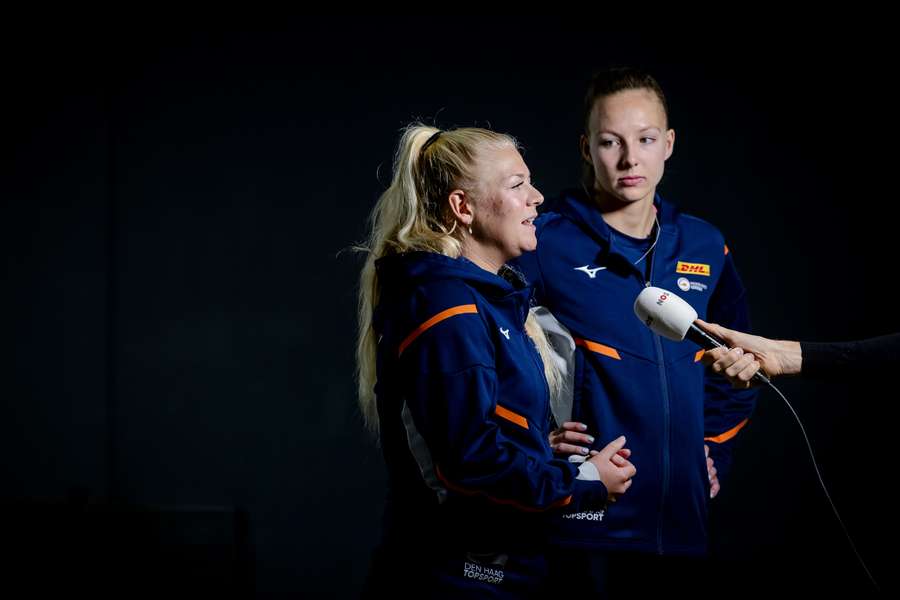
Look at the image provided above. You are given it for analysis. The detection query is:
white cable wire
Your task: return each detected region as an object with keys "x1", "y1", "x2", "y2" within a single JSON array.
[{"x1": 764, "y1": 379, "x2": 879, "y2": 592}]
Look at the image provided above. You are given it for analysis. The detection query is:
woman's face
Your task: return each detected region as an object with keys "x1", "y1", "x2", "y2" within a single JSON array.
[
  {"x1": 582, "y1": 88, "x2": 675, "y2": 206},
  {"x1": 467, "y1": 144, "x2": 544, "y2": 267}
]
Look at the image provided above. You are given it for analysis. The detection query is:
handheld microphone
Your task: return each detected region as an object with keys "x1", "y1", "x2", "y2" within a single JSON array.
[
  {"x1": 633, "y1": 286, "x2": 879, "y2": 590},
  {"x1": 633, "y1": 286, "x2": 770, "y2": 384}
]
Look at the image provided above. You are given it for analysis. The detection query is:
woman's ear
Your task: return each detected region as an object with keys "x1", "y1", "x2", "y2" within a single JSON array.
[
  {"x1": 447, "y1": 189, "x2": 474, "y2": 227},
  {"x1": 664, "y1": 128, "x2": 675, "y2": 160},
  {"x1": 580, "y1": 134, "x2": 592, "y2": 164}
]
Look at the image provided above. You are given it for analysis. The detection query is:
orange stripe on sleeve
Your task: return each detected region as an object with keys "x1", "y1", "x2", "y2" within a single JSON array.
[
  {"x1": 574, "y1": 338, "x2": 621, "y2": 360},
  {"x1": 494, "y1": 405, "x2": 529, "y2": 429},
  {"x1": 705, "y1": 418, "x2": 749, "y2": 444},
  {"x1": 694, "y1": 350, "x2": 706, "y2": 363},
  {"x1": 398, "y1": 304, "x2": 478, "y2": 356}
]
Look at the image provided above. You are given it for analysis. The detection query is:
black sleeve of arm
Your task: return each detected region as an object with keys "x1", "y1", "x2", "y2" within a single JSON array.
[{"x1": 801, "y1": 333, "x2": 900, "y2": 378}]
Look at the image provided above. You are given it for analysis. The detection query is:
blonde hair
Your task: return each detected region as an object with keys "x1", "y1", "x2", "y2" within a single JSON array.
[{"x1": 356, "y1": 123, "x2": 561, "y2": 433}]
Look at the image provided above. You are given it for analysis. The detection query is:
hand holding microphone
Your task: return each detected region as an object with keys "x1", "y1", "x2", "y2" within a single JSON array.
[
  {"x1": 633, "y1": 288, "x2": 880, "y2": 589},
  {"x1": 695, "y1": 319, "x2": 802, "y2": 386},
  {"x1": 633, "y1": 286, "x2": 771, "y2": 385}
]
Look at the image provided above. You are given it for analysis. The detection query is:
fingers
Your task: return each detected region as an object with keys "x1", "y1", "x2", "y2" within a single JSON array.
[
  {"x1": 710, "y1": 477, "x2": 721, "y2": 498},
  {"x1": 707, "y1": 346, "x2": 761, "y2": 388},
  {"x1": 599, "y1": 456, "x2": 637, "y2": 489},
  {"x1": 583, "y1": 435, "x2": 637, "y2": 502},
  {"x1": 549, "y1": 422, "x2": 589, "y2": 441},
  {"x1": 552, "y1": 442, "x2": 591, "y2": 456},
  {"x1": 611, "y1": 453, "x2": 627, "y2": 467},
  {"x1": 706, "y1": 449, "x2": 720, "y2": 498},
  {"x1": 597, "y1": 435, "x2": 626, "y2": 459},
  {"x1": 611, "y1": 453, "x2": 625, "y2": 466},
  {"x1": 724, "y1": 352, "x2": 758, "y2": 379},
  {"x1": 695, "y1": 319, "x2": 732, "y2": 344},
  {"x1": 697, "y1": 320, "x2": 759, "y2": 371},
  {"x1": 593, "y1": 453, "x2": 634, "y2": 472},
  {"x1": 551, "y1": 430, "x2": 595, "y2": 446},
  {"x1": 694, "y1": 318, "x2": 714, "y2": 331},
  {"x1": 559, "y1": 421, "x2": 588, "y2": 432},
  {"x1": 733, "y1": 361, "x2": 761, "y2": 387},
  {"x1": 701, "y1": 346, "x2": 726, "y2": 366},
  {"x1": 608, "y1": 468, "x2": 636, "y2": 497},
  {"x1": 549, "y1": 424, "x2": 595, "y2": 456},
  {"x1": 709, "y1": 346, "x2": 743, "y2": 374}
]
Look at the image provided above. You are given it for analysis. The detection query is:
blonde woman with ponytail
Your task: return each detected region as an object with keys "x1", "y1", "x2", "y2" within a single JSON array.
[{"x1": 357, "y1": 124, "x2": 635, "y2": 598}]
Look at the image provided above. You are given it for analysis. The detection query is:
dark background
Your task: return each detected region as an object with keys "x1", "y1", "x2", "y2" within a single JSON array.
[{"x1": 4, "y1": 15, "x2": 896, "y2": 597}]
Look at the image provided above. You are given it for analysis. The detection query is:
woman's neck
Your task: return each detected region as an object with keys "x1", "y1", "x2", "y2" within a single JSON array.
[{"x1": 593, "y1": 191, "x2": 656, "y2": 238}]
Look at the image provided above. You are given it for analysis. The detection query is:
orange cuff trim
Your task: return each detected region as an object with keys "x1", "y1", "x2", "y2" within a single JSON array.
[
  {"x1": 435, "y1": 466, "x2": 572, "y2": 512},
  {"x1": 398, "y1": 304, "x2": 478, "y2": 356},
  {"x1": 694, "y1": 350, "x2": 706, "y2": 363},
  {"x1": 574, "y1": 337, "x2": 621, "y2": 360},
  {"x1": 705, "y1": 418, "x2": 749, "y2": 444},
  {"x1": 495, "y1": 405, "x2": 529, "y2": 429}
]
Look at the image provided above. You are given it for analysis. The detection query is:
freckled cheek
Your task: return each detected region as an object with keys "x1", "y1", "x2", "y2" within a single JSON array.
[
  {"x1": 488, "y1": 196, "x2": 508, "y2": 217},
  {"x1": 488, "y1": 199, "x2": 521, "y2": 234}
]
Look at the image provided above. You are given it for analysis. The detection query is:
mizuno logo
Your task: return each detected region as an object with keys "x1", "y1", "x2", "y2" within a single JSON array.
[
  {"x1": 499, "y1": 327, "x2": 510, "y2": 340},
  {"x1": 574, "y1": 265, "x2": 606, "y2": 278}
]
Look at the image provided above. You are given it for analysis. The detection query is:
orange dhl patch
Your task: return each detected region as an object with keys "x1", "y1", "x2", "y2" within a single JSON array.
[{"x1": 675, "y1": 261, "x2": 711, "y2": 276}]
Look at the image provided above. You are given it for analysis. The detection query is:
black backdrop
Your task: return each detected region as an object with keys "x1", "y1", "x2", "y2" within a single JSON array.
[{"x1": 4, "y1": 15, "x2": 896, "y2": 597}]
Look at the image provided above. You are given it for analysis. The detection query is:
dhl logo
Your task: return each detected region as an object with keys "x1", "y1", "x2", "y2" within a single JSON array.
[{"x1": 676, "y1": 261, "x2": 711, "y2": 276}]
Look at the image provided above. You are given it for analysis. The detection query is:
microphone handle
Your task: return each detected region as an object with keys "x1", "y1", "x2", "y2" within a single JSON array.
[{"x1": 686, "y1": 324, "x2": 771, "y2": 384}]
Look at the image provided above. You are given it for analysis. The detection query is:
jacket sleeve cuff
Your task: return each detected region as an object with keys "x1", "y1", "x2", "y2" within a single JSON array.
[{"x1": 577, "y1": 460, "x2": 600, "y2": 481}]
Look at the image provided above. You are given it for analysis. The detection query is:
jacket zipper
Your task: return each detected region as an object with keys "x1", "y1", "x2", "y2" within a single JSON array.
[{"x1": 643, "y1": 225, "x2": 670, "y2": 555}]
